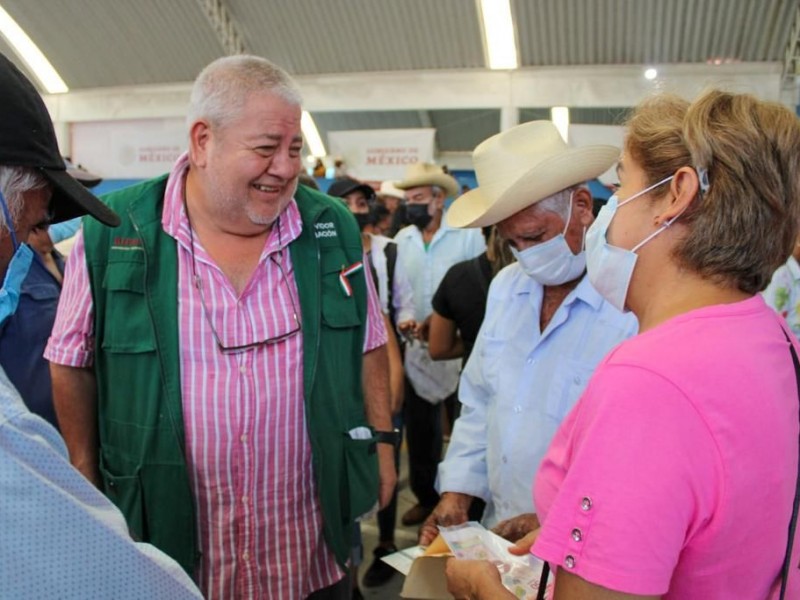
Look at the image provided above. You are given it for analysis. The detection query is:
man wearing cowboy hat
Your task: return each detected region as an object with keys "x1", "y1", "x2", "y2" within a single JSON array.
[
  {"x1": 393, "y1": 162, "x2": 486, "y2": 527},
  {"x1": 418, "y1": 121, "x2": 638, "y2": 546}
]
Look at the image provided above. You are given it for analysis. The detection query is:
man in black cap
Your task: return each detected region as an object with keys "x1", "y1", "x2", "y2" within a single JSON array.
[
  {"x1": 0, "y1": 52, "x2": 201, "y2": 598},
  {"x1": 0, "y1": 157, "x2": 103, "y2": 428}
]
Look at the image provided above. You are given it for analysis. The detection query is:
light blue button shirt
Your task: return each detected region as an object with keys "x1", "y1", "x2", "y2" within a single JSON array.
[
  {"x1": 394, "y1": 219, "x2": 486, "y2": 321},
  {"x1": 437, "y1": 265, "x2": 638, "y2": 526},
  {"x1": 0, "y1": 367, "x2": 202, "y2": 599}
]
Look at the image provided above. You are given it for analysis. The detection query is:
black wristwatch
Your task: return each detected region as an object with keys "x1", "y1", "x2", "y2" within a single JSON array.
[{"x1": 374, "y1": 428, "x2": 401, "y2": 448}]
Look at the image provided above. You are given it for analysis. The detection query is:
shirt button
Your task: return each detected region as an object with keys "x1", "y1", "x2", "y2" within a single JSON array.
[
  {"x1": 565, "y1": 555, "x2": 575, "y2": 569},
  {"x1": 242, "y1": 552, "x2": 250, "y2": 561},
  {"x1": 242, "y1": 496, "x2": 249, "y2": 504},
  {"x1": 573, "y1": 375, "x2": 581, "y2": 385},
  {"x1": 580, "y1": 497, "x2": 593, "y2": 511},
  {"x1": 526, "y1": 358, "x2": 533, "y2": 365},
  {"x1": 239, "y1": 365, "x2": 247, "y2": 374},
  {"x1": 502, "y1": 455, "x2": 508, "y2": 464},
  {"x1": 513, "y1": 405, "x2": 522, "y2": 414},
  {"x1": 240, "y1": 435, "x2": 247, "y2": 443},
  {"x1": 571, "y1": 528, "x2": 582, "y2": 542}
]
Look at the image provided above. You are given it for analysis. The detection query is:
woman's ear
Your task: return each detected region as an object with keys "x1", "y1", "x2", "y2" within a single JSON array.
[{"x1": 659, "y1": 167, "x2": 699, "y2": 223}]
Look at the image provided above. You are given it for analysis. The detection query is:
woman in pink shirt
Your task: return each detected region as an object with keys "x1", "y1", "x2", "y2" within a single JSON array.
[{"x1": 446, "y1": 90, "x2": 800, "y2": 599}]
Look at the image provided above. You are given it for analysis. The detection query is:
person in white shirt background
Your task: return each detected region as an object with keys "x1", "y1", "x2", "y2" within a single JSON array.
[
  {"x1": 419, "y1": 121, "x2": 638, "y2": 546},
  {"x1": 393, "y1": 162, "x2": 486, "y2": 528}
]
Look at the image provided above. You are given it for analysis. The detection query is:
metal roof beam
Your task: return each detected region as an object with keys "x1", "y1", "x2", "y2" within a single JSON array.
[{"x1": 196, "y1": 0, "x2": 246, "y2": 56}]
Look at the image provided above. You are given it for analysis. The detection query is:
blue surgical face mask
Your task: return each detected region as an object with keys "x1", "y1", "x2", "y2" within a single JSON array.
[
  {"x1": 0, "y1": 189, "x2": 34, "y2": 326},
  {"x1": 510, "y1": 192, "x2": 586, "y2": 286},
  {"x1": 585, "y1": 175, "x2": 677, "y2": 312}
]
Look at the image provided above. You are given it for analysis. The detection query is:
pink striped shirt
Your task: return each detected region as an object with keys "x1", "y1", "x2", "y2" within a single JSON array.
[{"x1": 45, "y1": 154, "x2": 387, "y2": 599}]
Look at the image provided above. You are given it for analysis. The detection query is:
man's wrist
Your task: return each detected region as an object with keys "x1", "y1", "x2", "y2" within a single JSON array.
[{"x1": 374, "y1": 428, "x2": 401, "y2": 447}]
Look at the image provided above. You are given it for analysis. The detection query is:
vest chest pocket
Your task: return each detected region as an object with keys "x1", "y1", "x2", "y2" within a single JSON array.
[
  {"x1": 100, "y1": 263, "x2": 157, "y2": 353},
  {"x1": 320, "y1": 249, "x2": 363, "y2": 329}
]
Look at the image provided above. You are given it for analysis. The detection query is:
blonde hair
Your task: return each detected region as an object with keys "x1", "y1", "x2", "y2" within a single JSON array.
[{"x1": 625, "y1": 90, "x2": 800, "y2": 294}]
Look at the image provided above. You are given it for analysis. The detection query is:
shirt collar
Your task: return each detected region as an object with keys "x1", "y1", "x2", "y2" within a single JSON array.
[
  {"x1": 787, "y1": 256, "x2": 800, "y2": 281},
  {"x1": 161, "y1": 151, "x2": 303, "y2": 256},
  {"x1": 548, "y1": 272, "x2": 604, "y2": 312}
]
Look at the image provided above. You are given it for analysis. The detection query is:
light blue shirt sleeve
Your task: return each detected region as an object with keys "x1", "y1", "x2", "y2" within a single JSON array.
[
  {"x1": 48, "y1": 217, "x2": 81, "y2": 244},
  {"x1": 0, "y1": 368, "x2": 202, "y2": 599}
]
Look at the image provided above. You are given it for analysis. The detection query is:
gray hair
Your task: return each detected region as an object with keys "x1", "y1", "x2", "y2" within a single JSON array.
[
  {"x1": 187, "y1": 55, "x2": 303, "y2": 130},
  {"x1": 0, "y1": 166, "x2": 47, "y2": 233},
  {"x1": 535, "y1": 184, "x2": 585, "y2": 222}
]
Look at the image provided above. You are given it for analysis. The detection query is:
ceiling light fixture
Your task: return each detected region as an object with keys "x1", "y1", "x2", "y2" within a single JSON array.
[
  {"x1": 551, "y1": 107, "x2": 569, "y2": 143},
  {"x1": 301, "y1": 111, "x2": 326, "y2": 158},
  {"x1": 644, "y1": 67, "x2": 658, "y2": 80},
  {"x1": 0, "y1": 4, "x2": 68, "y2": 93},
  {"x1": 478, "y1": 0, "x2": 519, "y2": 70}
]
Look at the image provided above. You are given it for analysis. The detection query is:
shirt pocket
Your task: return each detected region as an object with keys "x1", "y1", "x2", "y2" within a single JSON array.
[
  {"x1": 546, "y1": 357, "x2": 596, "y2": 420},
  {"x1": 320, "y1": 248, "x2": 363, "y2": 329},
  {"x1": 343, "y1": 434, "x2": 379, "y2": 521},
  {"x1": 100, "y1": 262, "x2": 157, "y2": 354}
]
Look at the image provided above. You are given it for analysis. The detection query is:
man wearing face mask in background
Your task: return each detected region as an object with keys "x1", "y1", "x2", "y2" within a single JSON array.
[
  {"x1": 393, "y1": 163, "x2": 486, "y2": 527},
  {"x1": 419, "y1": 122, "x2": 638, "y2": 546},
  {"x1": 0, "y1": 53, "x2": 202, "y2": 598}
]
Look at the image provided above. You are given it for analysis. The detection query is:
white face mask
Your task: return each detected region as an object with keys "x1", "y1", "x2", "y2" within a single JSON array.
[
  {"x1": 510, "y1": 192, "x2": 586, "y2": 286},
  {"x1": 585, "y1": 176, "x2": 676, "y2": 312}
]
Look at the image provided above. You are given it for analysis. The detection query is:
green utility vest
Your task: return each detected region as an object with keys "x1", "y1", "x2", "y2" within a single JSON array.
[{"x1": 83, "y1": 177, "x2": 378, "y2": 574}]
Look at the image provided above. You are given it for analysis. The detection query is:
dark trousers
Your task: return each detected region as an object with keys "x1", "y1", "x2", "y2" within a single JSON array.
[
  {"x1": 403, "y1": 376, "x2": 450, "y2": 508},
  {"x1": 306, "y1": 574, "x2": 349, "y2": 600}
]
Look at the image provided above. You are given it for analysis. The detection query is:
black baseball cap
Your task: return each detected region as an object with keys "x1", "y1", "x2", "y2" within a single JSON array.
[
  {"x1": 327, "y1": 177, "x2": 375, "y2": 201},
  {"x1": 0, "y1": 53, "x2": 119, "y2": 227}
]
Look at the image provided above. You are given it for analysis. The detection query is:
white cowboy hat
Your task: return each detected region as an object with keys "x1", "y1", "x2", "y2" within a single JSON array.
[
  {"x1": 395, "y1": 162, "x2": 459, "y2": 198},
  {"x1": 446, "y1": 121, "x2": 619, "y2": 228},
  {"x1": 378, "y1": 180, "x2": 406, "y2": 200}
]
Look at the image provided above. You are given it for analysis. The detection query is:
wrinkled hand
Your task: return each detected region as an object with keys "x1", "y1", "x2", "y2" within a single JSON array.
[
  {"x1": 377, "y1": 443, "x2": 397, "y2": 509},
  {"x1": 491, "y1": 513, "x2": 540, "y2": 543},
  {"x1": 445, "y1": 558, "x2": 503, "y2": 600},
  {"x1": 418, "y1": 492, "x2": 472, "y2": 546}
]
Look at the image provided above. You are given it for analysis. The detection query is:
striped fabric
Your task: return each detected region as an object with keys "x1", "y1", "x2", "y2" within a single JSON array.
[{"x1": 46, "y1": 154, "x2": 387, "y2": 598}]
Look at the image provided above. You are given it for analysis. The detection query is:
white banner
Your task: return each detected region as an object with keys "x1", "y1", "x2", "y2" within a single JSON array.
[
  {"x1": 71, "y1": 118, "x2": 187, "y2": 178},
  {"x1": 328, "y1": 128, "x2": 436, "y2": 181}
]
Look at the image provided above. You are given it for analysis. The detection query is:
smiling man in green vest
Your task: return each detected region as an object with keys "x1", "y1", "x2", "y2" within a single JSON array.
[{"x1": 46, "y1": 55, "x2": 395, "y2": 600}]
